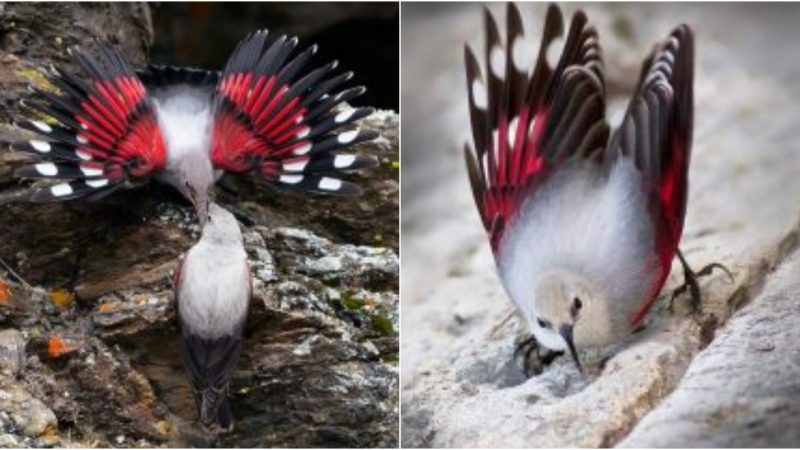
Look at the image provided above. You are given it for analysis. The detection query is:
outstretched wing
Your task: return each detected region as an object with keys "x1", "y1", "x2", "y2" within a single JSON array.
[
  {"x1": 606, "y1": 26, "x2": 694, "y2": 325},
  {"x1": 465, "y1": 4, "x2": 609, "y2": 252},
  {"x1": 12, "y1": 45, "x2": 167, "y2": 201},
  {"x1": 210, "y1": 30, "x2": 378, "y2": 196}
]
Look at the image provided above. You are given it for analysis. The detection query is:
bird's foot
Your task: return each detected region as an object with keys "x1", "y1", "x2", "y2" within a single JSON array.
[
  {"x1": 668, "y1": 249, "x2": 734, "y2": 314},
  {"x1": 513, "y1": 335, "x2": 563, "y2": 377}
]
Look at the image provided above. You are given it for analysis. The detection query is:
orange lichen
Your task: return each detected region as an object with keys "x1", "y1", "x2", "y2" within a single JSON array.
[
  {"x1": 47, "y1": 335, "x2": 76, "y2": 358},
  {"x1": 49, "y1": 289, "x2": 75, "y2": 308},
  {"x1": 0, "y1": 280, "x2": 11, "y2": 305},
  {"x1": 97, "y1": 302, "x2": 116, "y2": 313}
]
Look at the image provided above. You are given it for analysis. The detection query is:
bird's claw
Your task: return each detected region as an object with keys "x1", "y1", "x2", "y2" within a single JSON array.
[
  {"x1": 513, "y1": 335, "x2": 563, "y2": 377},
  {"x1": 667, "y1": 249, "x2": 733, "y2": 314},
  {"x1": 696, "y1": 262, "x2": 734, "y2": 282}
]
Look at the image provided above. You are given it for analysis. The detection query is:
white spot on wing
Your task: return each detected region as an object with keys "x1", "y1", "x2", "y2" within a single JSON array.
[
  {"x1": 76, "y1": 135, "x2": 89, "y2": 145},
  {"x1": 337, "y1": 130, "x2": 359, "y2": 144},
  {"x1": 471, "y1": 79, "x2": 487, "y2": 110},
  {"x1": 334, "y1": 154, "x2": 356, "y2": 168},
  {"x1": 490, "y1": 45, "x2": 506, "y2": 80},
  {"x1": 50, "y1": 183, "x2": 73, "y2": 197},
  {"x1": 35, "y1": 163, "x2": 57, "y2": 176},
  {"x1": 75, "y1": 150, "x2": 92, "y2": 161},
  {"x1": 30, "y1": 140, "x2": 51, "y2": 153},
  {"x1": 283, "y1": 159, "x2": 309, "y2": 172},
  {"x1": 512, "y1": 37, "x2": 532, "y2": 72},
  {"x1": 508, "y1": 116, "x2": 519, "y2": 148},
  {"x1": 334, "y1": 109, "x2": 355, "y2": 124},
  {"x1": 296, "y1": 126, "x2": 310, "y2": 139},
  {"x1": 318, "y1": 177, "x2": 341, "y2": 191},
  {"x1": 30, "y1": 120, "x2": 52, "y2": 133},
  {"x1": 292, "y1": 142, "x2": 312, "y2": 155},
  {"x1": 279, "y1": 174, "x2": 303, "y2": 184},
  {"x1": 80, "y1": 164, "x2": 103, "y2": 177},
  {"x1": 86, "y1": 178, "x2": 109, "y2": 188}
]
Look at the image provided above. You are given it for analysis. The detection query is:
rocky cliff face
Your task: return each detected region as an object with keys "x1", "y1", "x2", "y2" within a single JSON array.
[
  {"x1": 401, "y1": 3, "x2": 800, "y2": 447},
  {"x1": 0, "y1": 3, "x2": 398, "y2": 447}
]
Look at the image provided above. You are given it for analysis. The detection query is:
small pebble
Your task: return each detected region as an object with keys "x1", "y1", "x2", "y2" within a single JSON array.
[{"x1": 0, "y1": 329, "x2": 25, "y2": 377}]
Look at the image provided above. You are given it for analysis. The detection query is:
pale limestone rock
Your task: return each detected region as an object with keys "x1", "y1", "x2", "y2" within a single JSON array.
[{"x1": 619, "y1": 251, "x2": 800, "y2": 447}]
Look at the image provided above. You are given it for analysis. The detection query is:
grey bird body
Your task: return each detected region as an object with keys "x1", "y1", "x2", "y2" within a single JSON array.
[
  {"x1": 497, "y1": 159, "x2": 657, "y2": 351},
  {"x1": 176, "y1": 203, "x2": 250, "y2": 430}
]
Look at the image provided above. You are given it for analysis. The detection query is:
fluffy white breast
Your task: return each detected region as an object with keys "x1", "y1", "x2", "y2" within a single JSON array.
[
  {"x1": 497, "y1": 159, "x2": 657, "y2": 333},
  {"x1": 151, "y1": 86, "x2": 214, "y2": 168},
  {"x1": 178, "y1": 236, "x2": 250, "y2": 339}
]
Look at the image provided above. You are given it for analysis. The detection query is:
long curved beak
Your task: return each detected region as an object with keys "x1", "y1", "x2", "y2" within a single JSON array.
[
  {"x1": 560, "y1": 324, "x2": 583, "y2": 373},
  {"x1": 187, "y1": 187, "x2": 208, "y2": 229},
  {"x1": 195, "y1": 195, "x2": 209, "y2": 228}
]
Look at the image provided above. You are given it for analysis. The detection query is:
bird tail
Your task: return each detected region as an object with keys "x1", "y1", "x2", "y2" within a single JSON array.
[{"x1": 197, "y1": 385, "x2": 234, "y2": 431}]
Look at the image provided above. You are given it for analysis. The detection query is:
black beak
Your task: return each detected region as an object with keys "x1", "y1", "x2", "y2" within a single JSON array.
[{"x1": 560, "y1": 324, "x2": 583, "y2": 373}]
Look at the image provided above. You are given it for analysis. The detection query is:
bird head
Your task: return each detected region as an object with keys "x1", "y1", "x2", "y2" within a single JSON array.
[
  {"x1": 530, "y1": 270, "x2": 603, "y2": 372},
  {"x1": 202, "y1": 202, "x2": 243, "y2": 245}
]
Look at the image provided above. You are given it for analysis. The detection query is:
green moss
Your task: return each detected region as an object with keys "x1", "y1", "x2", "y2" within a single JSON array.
[
  {"x1": 371, "y1": 314, "x2": 396, "y2": 337},
  {"x1": 341, "y1": 291, "x2": 366, "y2": 310},
  {"x1": 381, "y1": 352, "x2": 399, "y2": 364}
]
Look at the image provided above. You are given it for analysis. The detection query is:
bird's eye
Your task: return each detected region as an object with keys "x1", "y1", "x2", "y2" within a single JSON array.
[
  {"x1": 571, "y1": 297, "x2": 583, "y2": 317},
  {"x1": 537, "y1": 318, "x2": 550, "y2": 329}
]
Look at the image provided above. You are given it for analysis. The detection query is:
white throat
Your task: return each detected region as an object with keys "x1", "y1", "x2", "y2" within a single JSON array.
[{"x1": 151, "y1": 86, "x2": 214, "y2": 170}]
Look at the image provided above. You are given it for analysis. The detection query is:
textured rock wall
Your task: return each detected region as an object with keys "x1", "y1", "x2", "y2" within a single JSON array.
[
  {"x1": 401, "y1": 3, "x2": 800, "y2": 447},
  {"x1": 0, "y1": 3, "x2": 398, "y2": 448}
]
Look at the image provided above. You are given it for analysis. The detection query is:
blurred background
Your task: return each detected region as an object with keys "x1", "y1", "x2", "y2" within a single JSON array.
[{"x1": 150, "y1": 2, "x2": 398, "y2": 110}]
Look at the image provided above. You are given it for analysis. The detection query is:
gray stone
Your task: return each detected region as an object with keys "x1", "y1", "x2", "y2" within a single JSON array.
[
  {"x1": 619, "y1": 251, "x2": 800, "y2": 447},
  {"x1": 0, "y1": 434, "x2": 20, "y2": 448},
  {"x1": 0, "y1": 330, "x2": 25, "y2": 378},
  {"x1": 0, "y1": 382, "x2": 56, "y2": 438}
]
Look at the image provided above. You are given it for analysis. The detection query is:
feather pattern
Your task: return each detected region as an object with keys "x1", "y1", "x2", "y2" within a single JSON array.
[
  {"x1": 12, "y1": 45, "x2": 167, "y2": 202},
  {"x1": 210, "y1": 30, "x2": 378, "y2": 196},
  {"x1": 609, "y1": 25, "x2": 695, "y2": 325},
  {"x1": 464, "y1": 4, "x2": 609, "y2": 252}
]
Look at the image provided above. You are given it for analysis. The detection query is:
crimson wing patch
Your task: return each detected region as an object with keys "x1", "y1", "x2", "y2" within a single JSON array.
[
  {"x1": 13, "y1": 45, "x2": 167, "y2": 201},
  {"x1": 609, "y1": 26, "x2": 694, "y2": 325},
  {"x1": 211, "y1": 30, "x2": 378, "y2": 196},
  {"x1": 464, "y1": 4, "x2": 608, "y2": 252}
]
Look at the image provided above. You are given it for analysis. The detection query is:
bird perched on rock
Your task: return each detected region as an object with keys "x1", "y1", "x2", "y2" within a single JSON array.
[
  {"x1": 12, "y1": 30, "x2": 377, "y2": 224},
  {"x1": 174, "y1": 202, "x2": 250, "y2": 430},
  {"x1": 464, "y1": 3, "x2": 728, "y2": 374}
]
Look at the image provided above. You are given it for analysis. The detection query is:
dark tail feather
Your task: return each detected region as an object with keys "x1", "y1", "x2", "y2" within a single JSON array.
[{"x1": 199, "y1": 386, "x2": 234, "y2": 430}]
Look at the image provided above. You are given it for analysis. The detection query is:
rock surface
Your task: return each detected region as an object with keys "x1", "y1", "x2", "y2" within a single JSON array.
[
  {"x1": 620, "y1": 250, "x2": 800, "y2": 448},
  {"x1": 0, "y1": 3, "x2": 398, "y2": 448},
  {"x1": 401, "y1": 3, "x2": 800, "y2": 447}
]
